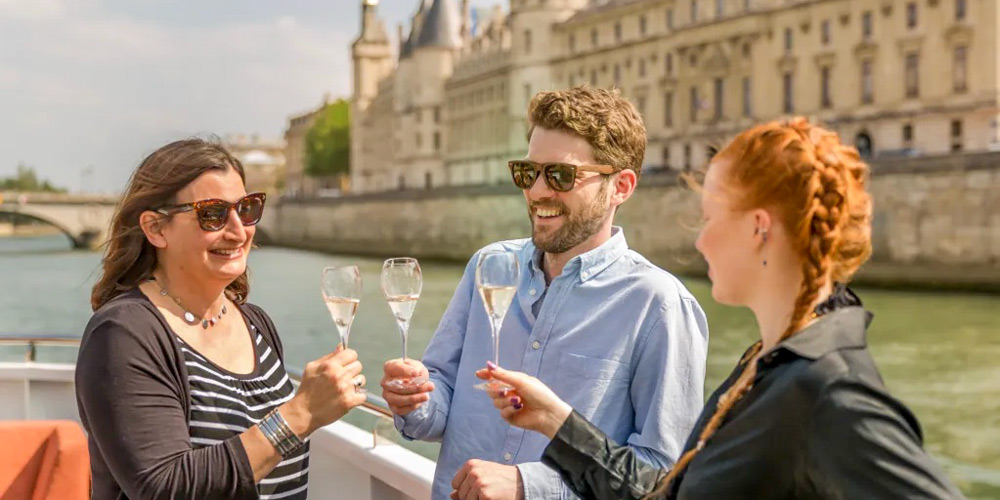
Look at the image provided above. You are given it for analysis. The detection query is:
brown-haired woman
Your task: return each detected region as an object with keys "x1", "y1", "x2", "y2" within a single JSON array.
[
  {"x1": 477, "y1": 118, "x2": 964, "y2": 499},
  {"x1": 76, "y1": 138, "x2": 366, "y2": 500}
]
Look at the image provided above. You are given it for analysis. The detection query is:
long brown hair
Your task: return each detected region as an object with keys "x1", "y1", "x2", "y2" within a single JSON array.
[
  {"x1": 652, "y1": 118, "x2": 872, "y2": 496},
  {"x1": 91, "y1": 138, "x2": 249, "y2": 311}
]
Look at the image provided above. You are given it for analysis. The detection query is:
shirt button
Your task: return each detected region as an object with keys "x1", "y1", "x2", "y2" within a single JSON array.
[
  {"x1": 581, "y1": 272, "x2": 590, "y2": 280},
  {"x1": 529, "y1": 288, "x2": 536, "y2": 296},
  {"x1": 531, "y1": 341, "x2": 541, "y2": 350},
  {"x1": 503, "y1": 452, "x2": 513, "y2": 462}
]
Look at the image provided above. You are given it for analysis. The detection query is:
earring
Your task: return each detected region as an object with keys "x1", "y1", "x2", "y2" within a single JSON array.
[{"x1": 761, "y1": 229, "x2": 768, "y2": 267}]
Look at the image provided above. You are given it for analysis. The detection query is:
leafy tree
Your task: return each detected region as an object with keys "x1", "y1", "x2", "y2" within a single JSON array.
[
  {"x1": 305, "y1": 99, "x2": 351, "y2": 177},
  {"x1": 0, "y1": 164, "x2": 66, "y2": 193}
]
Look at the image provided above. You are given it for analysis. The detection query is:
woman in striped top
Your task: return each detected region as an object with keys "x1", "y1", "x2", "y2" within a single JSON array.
[{"x1": 77, "y1": 138, "x2": 366, "y2": 499}]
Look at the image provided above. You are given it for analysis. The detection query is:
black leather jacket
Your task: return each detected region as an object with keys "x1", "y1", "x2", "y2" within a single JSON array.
[{"x1": 541, "y1": 306, "x2": 964, "y2": 499}]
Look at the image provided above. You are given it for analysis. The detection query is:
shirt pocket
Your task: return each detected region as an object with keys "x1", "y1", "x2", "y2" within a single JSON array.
[{"x1": 557, "y1": 351, "x2": 631, "y2": 382}]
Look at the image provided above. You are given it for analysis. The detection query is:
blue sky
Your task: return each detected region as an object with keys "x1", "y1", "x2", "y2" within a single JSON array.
[{"x1": 0, "y1": 0, "x2": 499, "y2": 193}]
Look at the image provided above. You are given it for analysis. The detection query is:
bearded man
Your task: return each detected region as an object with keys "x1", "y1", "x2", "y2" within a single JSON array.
[{"x1": 380, "y1": 86, "x2": 709, "y2": 500}]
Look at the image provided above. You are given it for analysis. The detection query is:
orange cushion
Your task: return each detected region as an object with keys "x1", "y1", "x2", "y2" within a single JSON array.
[{"x1": 0, "y1": 421, "x2": 90, "y2": 500}]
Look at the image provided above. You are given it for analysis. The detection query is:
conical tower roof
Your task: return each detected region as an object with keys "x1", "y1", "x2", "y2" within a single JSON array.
[{"x1": 414, "y1": 0, "x2": 461, "y2": 49}]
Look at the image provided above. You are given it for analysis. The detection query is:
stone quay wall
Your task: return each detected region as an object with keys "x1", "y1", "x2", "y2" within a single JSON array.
[{"x1": 261, "y1": 153, "x2": 1000, "y2": 291}]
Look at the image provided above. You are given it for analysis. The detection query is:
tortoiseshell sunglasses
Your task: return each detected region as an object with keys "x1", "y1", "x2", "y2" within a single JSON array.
[
  {"x1": 508, "y1": 160, "x2": 620, "y2": 192},
  {"x1": 155, "y1": 192, "x2": 266, "y2": 231}
]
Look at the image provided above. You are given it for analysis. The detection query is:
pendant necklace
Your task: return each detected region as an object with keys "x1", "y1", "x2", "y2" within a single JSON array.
[{"x1": 150, "y1": 277, "x2": 227, "y2": 329}]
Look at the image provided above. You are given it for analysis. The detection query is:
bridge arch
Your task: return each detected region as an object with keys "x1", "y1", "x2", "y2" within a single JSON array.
[{"x1": 0, "y1": 209, "x2": 80, "y2": 248}]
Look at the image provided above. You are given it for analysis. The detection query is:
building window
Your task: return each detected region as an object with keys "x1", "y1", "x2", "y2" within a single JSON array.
[
  {"x1": 665, "y1": 91, "x2": 674, "y2": 127},
  {"x1": 415, "y1": 109, "x2": 421, "y2": 124},
  {"x1": 524, "y1": 83, "x2": 532, "y2": 107},
  {"x1": 744, "y1": 0, "x2": 752, "y2": 10},
  {"x1": 716, "y1": 0, "x2": 724, "y2": 18},
  {"x1": 690, "y1": 0, "x2": 698, "y2": 23},
  {"x1": 524, "y1": 30, "x2": 532, "y2": 54},
  {"x1": 640, "y1": 15, "x2": 648, "y2": 36},
  {"x1": 662, "y1": 145, "x2": 671, "y2": 169},
  {"x1": 416, "y1": 133, "x2": 422, "y2": 149},
  {"x1": 569, "y1": 33, "x2": 576, "y2": 53},
  {"x1": 639, "y1": 58, "x2": 647, "y2": 77},
  {"x1": 862, "y1": 11, "x2": 873, "y2": 39},
  {"x1": 784, "y1": 27, "x2": 793, "y2": 52},
  {"x1": 425, "y1": 172, "x2": 432, "y2": 189},
  {"x1": 613, "y1": 64, "x2": 621, "y2": 85},
  {"x1": 906, "y1": 2, "x2": 917, "y2": 29},
  {"x1": 954, "y1": 46, "x2": 968, "y2": 93},
  {"x1": 861, "y1": 60, "x2": 874, "y2": 104},
  {"x1": 783, "y1": 72, "x2": 794, "y2": 114},
  {"x1": 666, "y1": 52, "x2": 674, "y2": 74},
  {"x1": 956, "y1": 0, "x2": 966, "y2": 21},
  {"x1": 902, "y1": 123, "x2": 913, "y2": 145},
  {"x1": 433, "y1": 132, "x2": 440, "y2": 151},
  {"x1": 690, "y1": 86, "x2": 699, "y2": 123},
  {"x1": 614, "y1": 22, "x2": 622, "y2": 43},
  {"x1": 434, "y1": 106, "x2": 440, "y2": 123},
  {"x1": 683, "y1": 143, "x2": 692, "y2": 171},
  {"x1": 951, "y1": 119, "x2": 963, "y2": 151},
  {"x1": 821, "y1": 20, "x2": 831, "y2": 45},
  {"x1": 591, "y1": 28, "x2": 598, "y2": 47},
  {"x1": 742, "y1": 43, "x2": 751, "y2": 58},
  {"x1": 905, "y1": 53, "x2": 920, "y2": 98},
  {"x1": 742, "y1": 76, "x2": 751, "y2": 116},
  {"x1": 713, "y1": 77, "x2": 724, "y2": 120},
  {"x1": 667, "y1": 8, "x2": 675, "y2": 29},
  {"x1": 821, "y1": 67, "x2": 832, "y2": 109},
  {"x1": 637, "y1": 95, "x2": 647, "y2": 117}
]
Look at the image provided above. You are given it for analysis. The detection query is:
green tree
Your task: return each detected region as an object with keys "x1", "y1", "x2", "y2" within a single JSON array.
[
  {"x1": 305, "y1": 99, "x2": 351, "y2": 177},
  {"x1": 0, "y1": 164, "x2": 66, "y2": 193}
]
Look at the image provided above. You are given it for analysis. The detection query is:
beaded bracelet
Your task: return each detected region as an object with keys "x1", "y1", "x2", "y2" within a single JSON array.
[{"x1": 259, "y1": 408, "x2": 305, "y2": 457}]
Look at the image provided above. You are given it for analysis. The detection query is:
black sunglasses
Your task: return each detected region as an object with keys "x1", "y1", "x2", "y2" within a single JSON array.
[
  {"x1": 508, "y1": 160, "x2": 619, "y2": 192},
  {"x1": 155, "y1": 192, "x2": 266, "y2": 231}
]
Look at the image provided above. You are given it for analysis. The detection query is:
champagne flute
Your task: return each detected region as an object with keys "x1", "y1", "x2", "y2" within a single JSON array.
[
  {"x1": 382, "y1": 257, "x2": 426, "y2": 390},
  {"x1": 472, "y1": 250, "x2": 519, "y2": 391},
  {"x1": 322, "y1": 265, "x2": 362, "y2": 349}
]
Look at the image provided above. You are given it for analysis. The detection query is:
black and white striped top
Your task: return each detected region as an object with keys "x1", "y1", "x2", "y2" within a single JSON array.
[{"x1": 179, "y1": 324, "x2": 309, "y2": 500}]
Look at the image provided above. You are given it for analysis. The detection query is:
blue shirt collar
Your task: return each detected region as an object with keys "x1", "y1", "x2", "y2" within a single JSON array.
[{"x1": 526, "y1": 226, "x2": 629, "y2": 283}]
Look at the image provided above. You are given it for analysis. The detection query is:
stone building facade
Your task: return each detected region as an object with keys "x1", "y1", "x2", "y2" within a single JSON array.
[{"x1": 351, "y1": 0, "x2": 998, "y2": 194}]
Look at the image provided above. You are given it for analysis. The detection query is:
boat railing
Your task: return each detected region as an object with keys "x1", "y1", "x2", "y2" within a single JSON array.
[{"x1": 0, "y1": 333, "x2": 396, "y2": 446}]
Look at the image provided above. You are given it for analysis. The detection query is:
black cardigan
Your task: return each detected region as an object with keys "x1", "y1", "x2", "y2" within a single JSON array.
[{"x1": 76, "y1": 288, "x2": 286, "y2": 500}]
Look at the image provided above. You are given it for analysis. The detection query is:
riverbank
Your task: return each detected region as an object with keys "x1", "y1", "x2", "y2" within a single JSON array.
[
  {"x1": 0, "y1": 223, "x2": 62, "y2": 238},
  {"x1": 261, "y1": 156, "x2": 1000, "y2": 293}
]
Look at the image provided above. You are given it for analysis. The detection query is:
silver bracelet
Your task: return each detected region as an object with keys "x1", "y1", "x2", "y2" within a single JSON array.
[{"x1": 259, "y1": 408, "x2": 304, "y2": 457}]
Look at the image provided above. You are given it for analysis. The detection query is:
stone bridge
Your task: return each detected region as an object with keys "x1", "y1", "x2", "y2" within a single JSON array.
[{"x1": 0, "y1": 193, "x2": 118, "y2": 249}]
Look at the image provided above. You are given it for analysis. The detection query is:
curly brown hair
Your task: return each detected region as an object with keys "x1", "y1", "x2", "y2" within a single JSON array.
[{"x1": 527, "y1": 85, "x2": 647, "y2": 177}]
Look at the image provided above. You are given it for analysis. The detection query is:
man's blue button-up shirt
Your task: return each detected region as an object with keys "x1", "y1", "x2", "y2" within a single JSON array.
[{"x1": 395, "y1": 228, "x2": 709, "y2": 499}]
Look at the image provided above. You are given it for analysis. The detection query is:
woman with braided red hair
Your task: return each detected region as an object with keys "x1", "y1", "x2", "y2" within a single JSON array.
[{"x1": 476, "y1": 118, "x2": 963, "y2": 499}]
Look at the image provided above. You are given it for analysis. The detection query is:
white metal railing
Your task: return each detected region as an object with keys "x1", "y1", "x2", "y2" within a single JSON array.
[{"x1": 0, "y1": 333, "x2": 434, "y2": 500}]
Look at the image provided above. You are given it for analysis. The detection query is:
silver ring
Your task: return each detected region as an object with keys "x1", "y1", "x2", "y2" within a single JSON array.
[{"x1": 353, "y1": 376, "x2": 365, "y2": 392}]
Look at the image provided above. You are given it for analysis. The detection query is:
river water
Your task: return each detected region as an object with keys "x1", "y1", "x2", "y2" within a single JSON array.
[{"x1": 2, "y1": 234, "x2": 998, "y2": 498}]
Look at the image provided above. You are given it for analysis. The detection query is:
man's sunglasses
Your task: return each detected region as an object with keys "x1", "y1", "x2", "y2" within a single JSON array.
[
  {"x1": 155, "y1": 192, "x2": 266, "y2": 232},
  {"x1": 508, "y1": 160, "x2": 619, "y2": 192}
]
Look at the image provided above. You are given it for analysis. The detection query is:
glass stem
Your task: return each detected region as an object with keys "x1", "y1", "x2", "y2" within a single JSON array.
[
  {"x1": 401, "y1": 324, "x2": 409, "y2": 361},
  {"x1": 491, "y1": 317, "x2": 501, "y2": 366}
]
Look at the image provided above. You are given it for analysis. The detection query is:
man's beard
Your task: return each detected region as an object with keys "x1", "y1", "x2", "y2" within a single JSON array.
[{"x1": 530, "y1": 187, "x2": 611, "y2": 254}]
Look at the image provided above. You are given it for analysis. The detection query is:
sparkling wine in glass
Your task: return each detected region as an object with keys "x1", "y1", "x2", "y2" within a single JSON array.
[
  {"x1": 382, "y1": 257, "x2": 426, "y2": 390},
  {"x1": 322, "y1": 265, "x2": 362, "y2": 349},
  {"x1": 473, "y1": 250, "x2": 519, "y2": 391}
]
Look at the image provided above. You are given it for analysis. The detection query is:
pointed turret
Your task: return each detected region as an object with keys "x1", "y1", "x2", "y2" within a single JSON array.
[{"x1": 414, "y1": 0, "x2": 461, "y2": 50}]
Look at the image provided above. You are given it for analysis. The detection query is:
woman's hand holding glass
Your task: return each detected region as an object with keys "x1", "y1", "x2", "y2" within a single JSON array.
[
  {"x1": 281, "y1": 346, "x2": 367, "y2": 437},
  {"x1": 475, "y1": 363, "x2": 574, "y2": 439}
]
